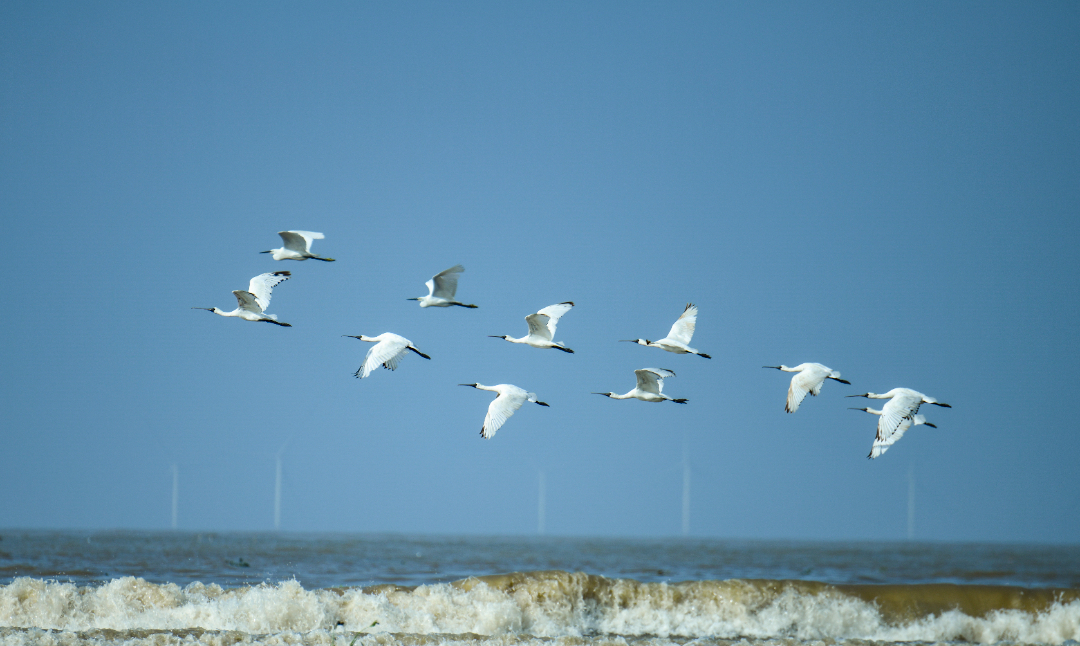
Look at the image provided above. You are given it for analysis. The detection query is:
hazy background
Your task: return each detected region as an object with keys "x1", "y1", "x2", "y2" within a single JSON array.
[{"x1": 2, "y1": 1, "x2": 1077, "y2": 543}]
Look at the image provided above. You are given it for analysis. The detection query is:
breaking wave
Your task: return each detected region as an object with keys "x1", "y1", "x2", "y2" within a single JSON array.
[{"x1": 1, "y1": 571, "x2": 1078, "y2": 645}]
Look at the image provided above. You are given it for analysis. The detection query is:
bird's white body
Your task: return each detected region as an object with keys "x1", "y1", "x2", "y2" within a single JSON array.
[
  {"x1": 847, "y1": 388, "x2": 951, "y2": 458},
  {"x1": 409, "y1": 264, "x2": 477, "y2": 308},
  {"x1": 344, "y1": 333, "x2": 430, "y2": 378},
  {"x1": 459, "y1": 383, "x2": 549, "y2": 439},
  {"x1": 491, "y1": 302, "x2": 574, "y2": 353},
  {"x1": 193, "y1": 271, "x2": 292, "y2": 326},
  {"x1": 622, "y1": 303, "x2": 711, "y2": 358},
  {"x1": 262, "y1": 231, "x2": 335, "y2": 261},
  {"x1": 764, "y1": 362, "x2": 850, "y2": 413},
  {"x1": 594, "y1": 368, "x2": 688, "y2": 403},
  {"x1": 851, "y1": 406, "x2": 936, "y2": 459}
]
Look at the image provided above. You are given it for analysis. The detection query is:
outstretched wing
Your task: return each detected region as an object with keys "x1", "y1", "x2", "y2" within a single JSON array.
[
  {"x1": 870, "y1": 417, "x2": 913, "y2": 459},
  {"x1": 482, "y1": 387, "x2": 527, "y2": 439},
  {"x1": 279, "y1": 231, "x2": 323, "y2": 254},
  {"x1": 232, "y1": 290, "x2": 259, "y2": 313},
  {"x1": 359, "y1": 337, "x2": 409, "y2": 378},
  {"x1": 430, "y1": 265, "x2": 464, "y2": 299},
  {"x1": 247, "y1": 271, "x2": 291, "y2": 312},
  {"x1": 525, "y1": 313, "x2": 552, "y2": 341},
  {"x1": 666, "y1": 303, "x2": 698, "y2": 345},
  {"x1": 536, "y1": 302, "x2": 574, "y2": 337},
  {"x1": 786, "y1": 367, "x2": 826, "y2": 413},
  {"x1": 635, "y1": 368, "x2": 674, "y2": 395},
  {"x1": 877, "y1": 392, "x2": 922, "y2": 442}
]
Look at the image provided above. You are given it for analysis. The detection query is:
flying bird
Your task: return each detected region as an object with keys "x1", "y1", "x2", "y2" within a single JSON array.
[
  {"x1": 850, "y1": 406, "x2": 936, "y2": 459},
  {"x1": 459, "y1": 383, "x2": 549, "y2": 439},
  {"x1": 621, "y1": 303, "x2": 711, "y2": 358},
  {"x1": 344, "y1": 333, "x2": 430, "y2": 378},
  {"x1": 261, "y1": 231, "x2": 335, "y2": 261},
  {"x1": 593, "y1": 368, "x2": 688, "y2": 403},
  {"x1": 846, "y1": 388, "x2": 951, "y2": 458},
  {"x1": 763, "y1": 363, "x2": 851, "y2": 413},
  {"x1": 192, "y1": 271, "x2": 292, "y2": 326},
  {"x1": 490, "y1": 302, "x2": 574, "y2": 353},
  {"x1": 408, "y1": 264, "x2": 477, "y2": 308}
]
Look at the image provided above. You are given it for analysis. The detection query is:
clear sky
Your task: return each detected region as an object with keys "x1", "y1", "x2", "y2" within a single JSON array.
[{"x1": 2, "y1": 1, "x2": 1078, "y2": 542}]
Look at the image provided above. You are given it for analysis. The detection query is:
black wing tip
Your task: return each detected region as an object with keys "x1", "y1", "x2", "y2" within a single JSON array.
[{"x1": 273, "y1": 271, "x2": 291, "y2": 276}]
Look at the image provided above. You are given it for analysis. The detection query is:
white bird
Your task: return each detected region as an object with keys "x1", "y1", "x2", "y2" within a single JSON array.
[
  {"x1": 490, "y1": 302, "x2": 574, "y2": 353},
  {"x1": 192, "y1": 271, "x2": 292, "y2": 326},
  {"x1": 343, "y1": 333, "x2": 431, "y2": 379},
  {"x1": 261, "y1": 231, "x2": 335, "y2": 261},
  {"x1": 763, "y1": 363, "x2": 851, "y2": 413},
  {"x1": 593, "y1": 368, "x2": 688, "y2": 403},
  {"x1": 850, "y1": 406, "x2": 936, "y2": 459},
  {"x1": 846, "y1": 388, "x2": 951, "y2": 458},
  {"x1": 459, "y1": 383, "x2": 549, "y2": 439},
  {"x1": 621, "y1": 303, "x2": 711, "y2": 358},
  {"x1": 408, "y1": 264, "x2": 477, "y2": 308}
]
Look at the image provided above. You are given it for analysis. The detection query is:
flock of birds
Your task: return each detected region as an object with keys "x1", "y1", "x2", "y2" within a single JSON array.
[{"x1": 194, "y1": 230, "x2": 951, "y2": 458}]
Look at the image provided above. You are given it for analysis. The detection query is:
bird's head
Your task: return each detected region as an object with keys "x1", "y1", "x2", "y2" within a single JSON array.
[
  {"x1": 488, "y1": 335, "x2": 510, "y2": 340},
  {"x1": 407, "y1": 297, "x2": 419, "y2": 301},
  {"x1": 260, "y1": 250, "x2": 272, "y2": 254},
  {"x1": 619, "y1": 339, "x2": 648, "y2": 345},
  {"x1": 846, "y1": 393, "x2": 873, "y2": 399},
  {"x1": 762, "y1": 365, "x2": 787, "y2": 371},
  {"x1": 592, "y1": 392, "x2": 614, "y2": 398},
  {"x1": 342, "y1": 334, "x2": 365, "y2": 341},
  {"x1": 191, "y1": 307, "x2": 217, "y2": 313},
  {"x1": 535, "y1": 400, "x2": 550, "y2": 407},
  {"x1": 458, "y1": 383, "x2": 479, "y2": 389}
]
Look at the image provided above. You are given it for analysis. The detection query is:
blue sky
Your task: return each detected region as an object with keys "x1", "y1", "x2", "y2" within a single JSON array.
[{"x1": 2, "y1": 1, "x2": 1078, "y2": 542}]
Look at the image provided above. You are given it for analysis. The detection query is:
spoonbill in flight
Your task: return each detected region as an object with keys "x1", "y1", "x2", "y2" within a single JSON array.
[
  {"x1": 192, "y1": 271, "x2": 292, "y2": 327},
  {"x1": 459, "y1": 383, "x2": 549, "y2": 439},
  {"x1": 763, "y1": 363, "x2": 851, "y2": 413},
  {"x1": 490, "y1": 302, "x2": 574, "y2": 353},
  {"x1": 621, "y1": 303, "x2": 711, "y2": 358},
  {"x1": 408, "y1": 264, "x2": 477, "y2": 308},
  {"x1": 593, "y1": 368, "x2": 688, "y2": 403},
  {"x1": 261, "y1": 231, "x2": 335, "y2": 261},
  {"x1": 846, "y1": 388, "x2": 951, "y2": 458},
  {"x1": 344, "y1": 333, "x2": 430, "y2": 379},
  {"x1": 850, "y1": 406, "x2": 937, "y2": 459}
]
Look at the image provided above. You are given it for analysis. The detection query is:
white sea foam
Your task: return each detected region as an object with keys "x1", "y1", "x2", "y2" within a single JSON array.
[{"x1": 1, "y1": 574, "x2": 1078, "y2": 645}]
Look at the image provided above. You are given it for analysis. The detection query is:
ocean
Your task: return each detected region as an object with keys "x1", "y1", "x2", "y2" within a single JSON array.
[{"x1": 0, "y1": 531, "x2": 1077, "y2": 646}]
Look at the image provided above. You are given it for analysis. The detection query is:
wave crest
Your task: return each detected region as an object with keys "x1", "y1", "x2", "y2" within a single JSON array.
[{"x1": 1, "y1": 572, "x2": 1078, "y2": 644}]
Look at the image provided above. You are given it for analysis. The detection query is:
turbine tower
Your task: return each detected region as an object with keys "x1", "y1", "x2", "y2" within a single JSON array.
[
  {"x1": 538, "y1": 470, "x2": 546, "y2": 534},
  {"x1": 171, "y1": 464, "x2": 178, "y2": 530},
  {"x1": 682, "y1": 443, "x2": 691, "y2": 536}
]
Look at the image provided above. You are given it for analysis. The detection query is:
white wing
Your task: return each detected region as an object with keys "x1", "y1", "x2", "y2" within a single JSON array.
[
  {"x1": 525, "y1": 313, "x2": 553, "y2": 341},
  {"x1": 482, "y1": 386, "x2": 528, "y2": 439},
  {"x1": 877, "y1": 390, "x2": 923, "y2": 441},
  {"x1": 535, "y1": 302, "x2": 574, "y2": 338},
  {"x1": 246, "y1": 271, "x2": 290, "y2": 311},
  {"x1": 635, "y1": 368, "x2": 674, "y2": 395},
  {"x1": 430, "y1": 265, "x2": 464, "y2": 299},
  {"x1": 666, "y1": 303, "x2": 698, "y2": 345},
  {"x1": 232, "y1": 290, "x2": 260, "y2": 313},
  {"x1": 871, "y1": 417, "x2": 913, "y2": 458},
  {"x1": 786, "y1": 366, "x2": 827, "y2": 413},
  {"x1": 278, "y1": 231, "x2": 323, "y2": 254},
  {"x1": 360, "y1": 335, "x2": 408, "y2": 378}
]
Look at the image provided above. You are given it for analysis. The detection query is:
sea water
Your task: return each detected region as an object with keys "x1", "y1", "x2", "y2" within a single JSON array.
[{"x1": 0, "y1": 531, "x2": 1077, "y2": 645}]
